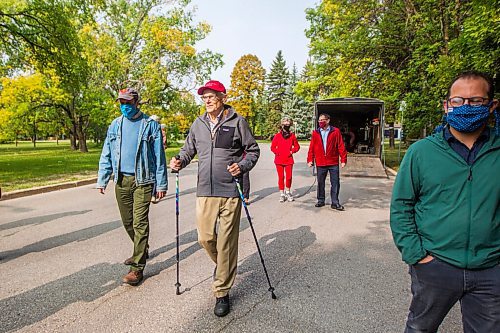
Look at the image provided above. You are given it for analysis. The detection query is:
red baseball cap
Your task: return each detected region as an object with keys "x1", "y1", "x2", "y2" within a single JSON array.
[{"x1": 197, "y1": 80, "x2": 226, "y2": 95}]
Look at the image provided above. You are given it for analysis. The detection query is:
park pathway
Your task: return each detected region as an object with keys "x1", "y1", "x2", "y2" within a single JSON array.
[{"x1": 0, "y1": 143, "x2": 462, "y2": 332}]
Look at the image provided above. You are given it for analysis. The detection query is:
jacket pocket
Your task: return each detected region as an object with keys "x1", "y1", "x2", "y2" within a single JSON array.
[
  {"x1": 215, "y1": 126, "x2": 235, "y2": 149},
  {"x1": 140, "y1": 133, "x2": 155, "y2": 179}
]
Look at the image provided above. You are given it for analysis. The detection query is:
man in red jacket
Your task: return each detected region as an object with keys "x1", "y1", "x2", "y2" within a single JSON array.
[{"x1": 307, "y1": 113, "x2": 347, "y2": 210}]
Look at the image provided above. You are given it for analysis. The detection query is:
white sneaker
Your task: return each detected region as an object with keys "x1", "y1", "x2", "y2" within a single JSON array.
[
  {"x1": 286, "y1": 192, "x2": 294, "y2": 202},
  {"x1": 279, "y1": 194, "x2": 286, "y2": 203}
]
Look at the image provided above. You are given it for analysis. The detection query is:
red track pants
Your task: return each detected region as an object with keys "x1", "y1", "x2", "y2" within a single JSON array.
[{"x1": 275, "y1": 164, "x2": 293, "y2": 190}]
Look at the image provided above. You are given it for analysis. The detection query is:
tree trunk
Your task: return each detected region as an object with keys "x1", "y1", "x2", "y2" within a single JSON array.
[
  {"x1": 389, "y1": 122, "x2": 395, "y2": 148},
  {"x1": 69, "y1": 128, "x2": 77, "y2": 150},
  {"x1": 32, "y1": 118, "x2": 37, "y2": 148},
  {"x1": 76, "y1": 116, "x2": 88, "y2": 152},
  {"x1": 440, "y1": 0, "x2": 449, "y2": 55}
]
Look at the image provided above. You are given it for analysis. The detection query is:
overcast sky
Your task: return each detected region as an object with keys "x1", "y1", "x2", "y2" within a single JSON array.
[{"x1": 188, "y1": 0, "x2": 318, "y2": 91}]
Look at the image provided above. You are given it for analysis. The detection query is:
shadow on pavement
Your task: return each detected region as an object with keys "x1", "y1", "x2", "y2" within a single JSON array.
[
  {"x1": 181, "y1": 219, "x2": 462, "y2": 333},
  {"x1": 184, "y1": 225, "x2": 317, "y2": 332},
  {"x1": 247, "y1": 186, "x2": 277, "y2": 205},
  {"x1": 0, "y1": 262, "x2": 124, "y2": 333},
  {"x1": 0, "y1": 210, "x2": 92, "y2": 232},
  {"x1": 0, "y1": 220, "x2": 121, "y2": 264},
  {"x1": 0, "y1": 216, "x2": 260, "y2": 332},
  {"x1": 147, "y1": 217, "x2": 252, "y2": 279}
]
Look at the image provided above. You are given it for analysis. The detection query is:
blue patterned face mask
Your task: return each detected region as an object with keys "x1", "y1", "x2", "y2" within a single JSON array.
[
  {"x1": 446, "y1": 103, "x2": 491, "y2": 133},
  {"x1": 120, "y1": 103, "x2": 138, "y2": 119}
]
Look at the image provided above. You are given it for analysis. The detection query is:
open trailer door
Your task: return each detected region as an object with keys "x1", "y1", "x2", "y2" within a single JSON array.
[{"x1": 314, "y1": 98, "x2": 387, "y2": 178}]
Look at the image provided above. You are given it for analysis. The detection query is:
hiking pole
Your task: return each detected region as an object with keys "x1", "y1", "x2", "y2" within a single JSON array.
[
  {"x1": 172, "y1": 155, "x2": 181, "y2": 295},
  {"x1": 234, "y1": 175, "x2": 277, "y2": 300}
]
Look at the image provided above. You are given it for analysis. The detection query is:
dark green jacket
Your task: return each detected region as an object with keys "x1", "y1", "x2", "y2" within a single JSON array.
[{"x1": 390, "y1": 128, "x2": 500, "y2": 269}]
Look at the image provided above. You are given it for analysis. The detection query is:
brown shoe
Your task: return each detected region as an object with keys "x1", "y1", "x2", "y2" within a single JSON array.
[{"x1": 122, "y1": 270, "x2": 143, "y2": 286}]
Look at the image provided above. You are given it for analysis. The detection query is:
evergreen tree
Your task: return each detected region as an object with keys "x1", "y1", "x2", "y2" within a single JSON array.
[
  {"x1": 283, "y1": 63, "x2": 312, "y2": 139},
  {"x1": 263, "y1": 50, "x2": 290, "y2": 138},
  {"x1": 266, "y1": 50, "x2": 290, "y2": 113}
]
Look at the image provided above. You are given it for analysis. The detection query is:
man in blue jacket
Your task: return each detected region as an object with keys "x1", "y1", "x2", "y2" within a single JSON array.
[
  {"x1": 97, "y1": 88, "x2": 167, "y2": 286},
  {"x1": 390, "y1": 71, "x2": 499, "y2": 332}
]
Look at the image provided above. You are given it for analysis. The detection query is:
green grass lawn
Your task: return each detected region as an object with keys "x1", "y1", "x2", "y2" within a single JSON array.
[
  {"x1": 0, "y1": 140, "x2": 181, "y2": 192},
  {"x1": 383, "y1": 142, "x2": 407, "y2": 171}
]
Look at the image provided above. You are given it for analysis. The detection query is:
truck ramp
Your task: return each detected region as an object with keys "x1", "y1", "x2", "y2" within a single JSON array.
[{"x1": 342, "y1": 155, "x2": 388, "y2": 178}]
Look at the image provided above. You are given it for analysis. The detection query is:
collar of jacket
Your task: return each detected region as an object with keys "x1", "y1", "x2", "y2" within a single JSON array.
[
  {"x1": 315, "y1": 126, "x2": 335, "y2": 134},
  {"x1": 427, "y1": 126, "x2": 500, "y2": 155}
]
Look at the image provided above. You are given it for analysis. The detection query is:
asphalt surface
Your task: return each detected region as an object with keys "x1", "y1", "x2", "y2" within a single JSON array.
[{"x1": 0, "y1": 143, "x2": 462, "y2": 333}]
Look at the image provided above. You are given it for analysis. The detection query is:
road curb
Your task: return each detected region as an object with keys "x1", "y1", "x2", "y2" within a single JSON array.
[
  {"x1": 1, "y1": 178, "x2": 98, "y2": 201},
  {"x1": 0, "y1": 160, "x2": 198, "y2": 201},
  {"x1": 385, "y1": 166, "x2": 398, "y2": 176}
]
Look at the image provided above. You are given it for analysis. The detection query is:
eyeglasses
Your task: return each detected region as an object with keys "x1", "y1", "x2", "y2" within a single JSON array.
[
  {"x1": 201, "y1": 94, "x2": 218, "y2": 102},
  {"x1": 448, "y1": 96, "x2": 490, "y2": 107}
]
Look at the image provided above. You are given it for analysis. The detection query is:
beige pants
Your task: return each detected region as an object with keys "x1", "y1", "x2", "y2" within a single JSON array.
[{"x1": 196, "y1": 197, "x2": 241, "y2": 297}]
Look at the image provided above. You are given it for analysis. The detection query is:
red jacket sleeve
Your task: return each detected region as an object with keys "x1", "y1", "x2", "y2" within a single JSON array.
[
  {"x1": 307, "y1": 131, "x2": 315, "y2": 163},
  {"x1": 291, "y1": 133, "x2": 300, "y2": 154},
  {"x1": 337, "y1": 131, "x2": 347, "y2": 164},
  {"x1": 270, "y1": 133, "x2": 279, "y2": 154}
]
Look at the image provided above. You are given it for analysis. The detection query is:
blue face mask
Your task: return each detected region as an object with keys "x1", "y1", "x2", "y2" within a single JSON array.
[
  {"x1": 120, "y1": 103, "x2": 138, "y2": 119},
  {"x1": 446, "y1": 103, "x2": 491, "y2": 133}
]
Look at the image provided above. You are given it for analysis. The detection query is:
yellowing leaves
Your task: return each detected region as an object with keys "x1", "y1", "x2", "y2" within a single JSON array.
[
  {"x1": 147, "y1": 21, "x2": 195, "y2": 56},
  {"x1": 228, "y1": 54, "x2": 265, "y2": 120}
]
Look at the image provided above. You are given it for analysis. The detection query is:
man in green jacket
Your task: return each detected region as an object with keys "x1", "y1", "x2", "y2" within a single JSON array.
[{"x1": 390, "y1": 71, "x2": 499, "y2": 333}]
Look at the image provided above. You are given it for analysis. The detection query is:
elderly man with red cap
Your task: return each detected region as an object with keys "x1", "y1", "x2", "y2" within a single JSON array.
[{"x1": 170, "y1": 80, "x2": 260, "y2": 317}]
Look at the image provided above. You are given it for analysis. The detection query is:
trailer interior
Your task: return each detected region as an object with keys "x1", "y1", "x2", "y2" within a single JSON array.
[{"x1": 315, "y1": 98, "x2": 384, "y2": 157}]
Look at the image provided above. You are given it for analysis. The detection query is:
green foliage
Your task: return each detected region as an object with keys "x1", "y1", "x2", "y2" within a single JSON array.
[
  {"x1": 301, "y1": 0, "x2": 500, "y2": 140},
  {"x1": 266, "y1": 50, "x2": 290, "y2": 112},
  {"x1": 227, "y1": 54, "x2": 265, "y2": 131},
  {"x1": 0, "y1": 0, "x2": 223, "y2": 151},
  {"x1": 0, "y1": 140, "x2": 181, "y2": 191}
]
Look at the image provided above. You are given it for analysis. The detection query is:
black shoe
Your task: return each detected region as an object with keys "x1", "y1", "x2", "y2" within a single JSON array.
[
  {"x1": 315, "y1": 202, "x2": 325, "y2": 207},
  {"x1": 214, "y1": 295, "x2": 230, "y2": 317},
  {"x1": 331, "y1": 204, "x2": 345, "y2": 211}
]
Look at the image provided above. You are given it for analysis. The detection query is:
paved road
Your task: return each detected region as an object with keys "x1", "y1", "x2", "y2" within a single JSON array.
[{"x1": 0, "y1": 143, "x2": 462, "y2": 333}]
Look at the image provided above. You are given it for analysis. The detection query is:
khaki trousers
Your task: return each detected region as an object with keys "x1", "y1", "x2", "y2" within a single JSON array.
[{"x1": 196, "y1": 197, "x2": 241, "y2": 297}]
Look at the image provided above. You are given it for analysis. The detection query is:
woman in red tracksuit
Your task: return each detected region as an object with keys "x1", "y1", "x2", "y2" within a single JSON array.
[{"x1": 271, "y1": 118, "x2": 300, "y2": 202}]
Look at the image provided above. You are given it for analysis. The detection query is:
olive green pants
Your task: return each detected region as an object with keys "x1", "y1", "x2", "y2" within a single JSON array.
[
  {"x1": 115, "y1": 174, "x2": 153, "y2": 272},
  {"x1": 196, "y1": 197, "x2": 242, "y2": 297}
]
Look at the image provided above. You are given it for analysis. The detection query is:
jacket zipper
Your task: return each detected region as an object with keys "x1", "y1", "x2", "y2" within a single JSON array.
[
  {"x1": 465, "y1": 165, "x2": 473, "y2": 268},
  {"x1": 199, "y1": 119, "x2": 214, "y2": 195},
  {"x1": 201, "y1": 110, "x2": 235, "y2": 196}
]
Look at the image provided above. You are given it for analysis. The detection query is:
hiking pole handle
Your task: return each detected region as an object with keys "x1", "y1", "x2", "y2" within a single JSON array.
[{"x1": 171, "y1": 155, "x2": 181, "y2": 174}]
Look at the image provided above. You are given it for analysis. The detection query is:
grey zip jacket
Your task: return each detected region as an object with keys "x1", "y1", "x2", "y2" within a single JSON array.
[{"x1": 178, "y1": 106, "x2": 260, "y2": 197}]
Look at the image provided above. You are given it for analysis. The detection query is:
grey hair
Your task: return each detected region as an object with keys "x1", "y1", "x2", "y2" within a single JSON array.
[
  {"x1": 216, "y1": 91, "x2": 227, "y2": 99},
  {"x1": 281, "y1": 117, "x2": 293, "y2": 125}
]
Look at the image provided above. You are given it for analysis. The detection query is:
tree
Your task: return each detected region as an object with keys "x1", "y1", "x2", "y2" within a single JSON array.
[
  {"x1": 0, "y1": 73, "x2": 66, "y2": 146},
  {"x1": 227, "y1": 54, "x2": 265, "y2": 131},
  {"x1": 283, "y1": 63, "x2": 312, "y2": 139},
  {"x1": 302, "y1": 0, "x2": 499, "y2": 141},
  {"x1": 262, "y1": 50, "x2": 290, "y2": 138},
  {"x1": 0, "y1": 0, "x2": 223, "y2": 150},
  {"x1": 266, "y1": 50, "x2": 290, "y2": 112}
]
